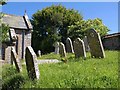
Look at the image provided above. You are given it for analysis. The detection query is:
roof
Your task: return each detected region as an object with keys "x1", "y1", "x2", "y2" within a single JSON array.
[
  {"x1": 102, "y1": 32, "x2": 120, "y2": 39},
  {"x1": 2, "y1": 13, "x2": 33, "y2": 30}
]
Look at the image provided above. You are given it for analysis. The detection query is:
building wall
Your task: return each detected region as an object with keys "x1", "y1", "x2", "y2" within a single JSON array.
[
  {"x1": 24, "y1": 30, "x2": 31, "y2": 59},
  {"x1": 1, "y1": 29, "x2": 32, "y2": 63},
  {"x1": 15, "y1": 29, "x2": 31, "y2": 60},
  {"x1": 102, "y1": 36, "x2": 120, "y2": 50},
  {"x1": 2, "y1": 43, "x2": 14, "y2": 64},
  {"x1": 15, "y1": 29, "x2": 23, "y2": 60}
]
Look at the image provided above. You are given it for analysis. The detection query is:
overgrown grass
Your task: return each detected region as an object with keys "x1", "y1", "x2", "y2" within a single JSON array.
[{"x1": 2, "y1": 51, "x2": 119, "y2": 89}]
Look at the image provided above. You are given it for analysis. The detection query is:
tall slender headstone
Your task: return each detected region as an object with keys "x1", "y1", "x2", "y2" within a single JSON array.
[
  {"x1": 37, "y1": 50, "x2": 41, "y2": 57},
  {"x1": 59, "y1": 42, "x2": 66, "y2": 58},
  {"x1": 66, "y1": 37, "x2": 74, "y2": 53},
  {"x1": 9, "y1": 28, "x2": 17, "y2": 41},
  {"x1": 25, "y1": 46, "x2": 40, "y2": 80},
  {"x1": 87, "y1": 29, "x2": 105, "y2": 58},
  {"x1": 83, "y1": 36, "x2": 90, "y2": 52},
  {"x1": 54, "y1": 42, "x2": 59, "y2": 54},
  {"x1": 73, "y1": 38, "x2": 86, "y2": 59},
  {"x1": 11, "y1": 47, "x2": 22, "y2": 72}
]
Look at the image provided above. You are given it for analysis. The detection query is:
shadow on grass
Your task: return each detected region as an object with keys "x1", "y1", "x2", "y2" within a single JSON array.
[
  {"x1": 2, "y1": 65, "x2": 25, "y2": 90},
  {"x1": 2, "y1": 74, "x2": 25, "y2": 90}
]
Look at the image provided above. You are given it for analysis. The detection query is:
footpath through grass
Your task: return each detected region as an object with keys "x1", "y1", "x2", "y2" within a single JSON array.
[{"x1": 2, "y1": 51, "x2": 119, "y2": 89}]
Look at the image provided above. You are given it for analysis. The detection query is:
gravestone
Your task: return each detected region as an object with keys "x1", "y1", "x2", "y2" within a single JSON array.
[
  {"x1": 83, "y1": 36, "x2": 90, "y2": 52},
  {"x1": 59, "y1": 42, "x2": 66, "y2": 58},
  {"x1": 11, "y1": 47, "x2": 22, "y2": 72},
  {"x1": 54, "y1": 42, "x2": 59, "y2": 54},
  {"x1": 66, "y1": 37, "x2": 74, "y2": 53},
  {"x1": 9, "y1": 28, "x2": 17, "y2": 41},
  {"x1": 25, "y1": 46, "x2": 40, "y2": 80},
  {"x1": 73, "y1": 38, "x2": 86, "y2": 59},
  {"x1": 87, "y1": 28, "x2": 105, "y2": 58},
  {"x1": 37, "y1": 50, "x2": 41, "y2": 57}
]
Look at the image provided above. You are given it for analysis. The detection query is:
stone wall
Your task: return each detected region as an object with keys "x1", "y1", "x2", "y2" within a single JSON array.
[
  {"x1": 2, "y1": 43, "x2": 14, "y2": 64},
  {"x1": 24, "y1": 31, "x2": 31, "y2": 59},
  {"x1": 15, "y1": 29, "x2": 31, "y2": 60},
  {"x1": 1, "y1": 29, "x2": 32, "y2": 63},
  {"x1": 102, "y1": 36, "x2": 120, "y2": 50},
  {"x1": 15, "y1": 29, "x2": 23, "y2": 60}
]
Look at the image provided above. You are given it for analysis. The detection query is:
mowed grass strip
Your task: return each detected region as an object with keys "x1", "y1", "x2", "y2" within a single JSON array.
[{"x1": 2, "y1": 51, "x2": 118, "y2": 88}]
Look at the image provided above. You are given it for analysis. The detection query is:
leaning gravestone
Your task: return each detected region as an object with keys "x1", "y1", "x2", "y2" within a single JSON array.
[
  {"x1": 87, "y1": 28, "x2": 105, "y2": 58},
  {"x1": 73, "y1": 38, "x2": 86, "y2": 59},
  {"x1": 83, "y1": 36, "x2": 90, "y2": 52},
  {"x1": 25, "y1": 46, "x2": 40, "y2": 80},
  {"x1": 11, "y1": 47, "x2": 22, "y2": 72},
  {"x1": 9, "y1": 28, "x2": 17, "y2": 41},
  {"x1": 59, "y1": 42, "x2": 66, "y2": 58},
  {"x1": 54, "y1": 42, "x2": 59, "y2": 54},
  {"x1": 66, "y1": 37, "x2": 74, "y2": 53}
]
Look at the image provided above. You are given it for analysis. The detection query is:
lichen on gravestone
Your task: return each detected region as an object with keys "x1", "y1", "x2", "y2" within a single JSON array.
[
  {"x1": 87, "y1": 28, "x2": 105, "y2": 58},
  {"x1": 73, "y1": 38, "x2": 86, "y2": 59},
  {"x1": 25, "y1": 46, "x2": 40, "y2": 80}
]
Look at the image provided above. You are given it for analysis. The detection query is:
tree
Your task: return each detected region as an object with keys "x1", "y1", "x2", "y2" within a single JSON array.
[
  {"x1": 0, "y1": 24, "x2": 9, "y2": 43},
  {"x1": 0, "y1": 0, "x2": 7, "y2": 5},
  {"x1": 0, "y1": 0, "x2": 9, "y2": 43},
  {"x1": 68, "y1": 18, "x2": 109, "y2": 40},
  {"x1": 31, "y1": 5, "x2": 83, "y2": 54}
]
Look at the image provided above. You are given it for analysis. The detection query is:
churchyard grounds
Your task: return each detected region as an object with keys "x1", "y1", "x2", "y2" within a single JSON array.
[{"x1": 1, "y1": 50, "x2": 119, "y2": 89}]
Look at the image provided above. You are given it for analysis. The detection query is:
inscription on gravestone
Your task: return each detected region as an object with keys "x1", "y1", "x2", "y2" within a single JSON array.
[
  {"x1": 87, "y1": 29, "x2": 105, "y2": 58},
  {"x1": 73, "y1": 38, "x2": 86, "y2": 59},
  {"x1": 25, "y1": 46, "x2": 40, "y2": 80}
]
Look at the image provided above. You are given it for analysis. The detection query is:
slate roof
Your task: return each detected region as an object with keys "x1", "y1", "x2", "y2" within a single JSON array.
[
  {"x1": 102, "y1": 32, "x2": 120, "y2": 39},
  {"x1": 2, "y1": 13, "x2": 33, "y2": 30}
]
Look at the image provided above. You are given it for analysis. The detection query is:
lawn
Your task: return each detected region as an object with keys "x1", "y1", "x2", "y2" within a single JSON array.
[{"x1": 2, "y1": 50, "x2": 119, "y2": 89}]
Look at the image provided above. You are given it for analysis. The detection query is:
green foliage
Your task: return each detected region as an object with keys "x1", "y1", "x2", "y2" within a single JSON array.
[
  {"x1": 0, "y1": 23, "x2": 9, "y2": 43},
  {"x1": 2, "y1": 65, "x2": 25, "y2": 90},
  {"x1": 0, "y1": 0, "x2": 7, "y2": 5},
  {"x1": 31, "y1": 5, "x2": 109, "y2": 54},
  {"x1": 31, "y1": 5, "x2": 83, "y2": 54},
  {"x1": 2, "y1": 51, "x2": 118, "y2": 88},
  {"x1": 68, "y1": 18, "x2": 109, "y2": 40}
]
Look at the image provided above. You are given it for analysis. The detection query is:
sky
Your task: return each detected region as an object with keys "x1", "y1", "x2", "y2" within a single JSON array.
[{"x1": 1, "y1": 2, "x2": 119, "y2": 34}]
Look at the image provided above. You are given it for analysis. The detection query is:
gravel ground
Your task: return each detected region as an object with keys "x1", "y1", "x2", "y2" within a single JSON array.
[
  {"x1": 22, "y1": 59, "x2": 61, "y2": 65},
  {"x1": 37, "y1": 59, "x2": 61, "y2": 64}
]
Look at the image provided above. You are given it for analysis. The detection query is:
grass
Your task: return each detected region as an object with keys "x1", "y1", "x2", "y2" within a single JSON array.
[
  {"x1": 37, "y1": 52, "x2": 75, "y2": 60},
  {"x1": 2, "y1": 50, "x2": 119, "y2": 89}
]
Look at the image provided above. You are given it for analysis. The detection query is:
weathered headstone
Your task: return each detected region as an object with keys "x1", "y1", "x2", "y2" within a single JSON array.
[
  {"x1": 87, "y1": 28, "x2": 105, "y2": 58},
  {"x1": 73, "y1": 38, "x2": 86, "y2": 59},
  {"x1": 59, "y1": 42, "x2": 66, "y2": 58},
  {"x1": 54, "y1": 42, "x2": 59, "y2": 54},
  {"x1": 66, "y1": 37, "x2": 74, "y2": 53},
  {"x1": 11, "y1": 47, "x2": 22, "y2": 72},
  {"x1": 5, "y1": 46, "x2": 13, "y2": 64},
  {"x1": 9, "y1": 28, "x2": 17, "y2": 41},
  {"x1": 83, "y1": 36, "x2": 90, "y2": 52},
  {"x1": 25, "y1": 46, "x2": 40, "y2": 80},
  {"x1": 37, "y1": 50, "x2": 41, "y2": 57}
]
